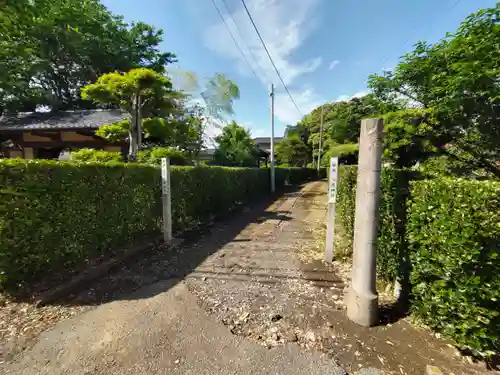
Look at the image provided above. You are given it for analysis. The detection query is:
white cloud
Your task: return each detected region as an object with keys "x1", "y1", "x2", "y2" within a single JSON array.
[
  {"x1": 334, "y1": 90, "x2": 369, "y2": 102},
  {"x1": 251, "y1": 127, "x2": 269, "y2": 137},
  {"x1": 204, "y1": 0, "x2": 321, "y2": 87},
  {"x1": 274, "y1": 88, "x2": 322, "y2": 124},
  {"x1": 328, "y1": 60, "x2": 340, "y2": 70}
]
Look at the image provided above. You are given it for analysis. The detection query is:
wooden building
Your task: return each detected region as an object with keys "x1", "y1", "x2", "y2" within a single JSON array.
[{"x1": 0, "y1": 109, "x2": 129, "y2": 159}]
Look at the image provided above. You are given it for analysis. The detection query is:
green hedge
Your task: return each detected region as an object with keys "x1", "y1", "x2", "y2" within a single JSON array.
[
  {"x1": 336, "y1": 166, "x2": 500, "y2": 354},
  {"x1": 408, "y1": 179, "x2": 500, "y2": 355},
  {"x1": 71, "y1": 148, "x2": 123, "y2": 162},
  {"x1": 0, "y1": 161, "x2": 316, "y2": 289},
  {"x1": 275, "y1": 167, "x2": 322, "y2": 185},
  {"x1": 137, "y1": 147, "x2": 190, "y2": 166},
  {"x1": 336, "y1": 165, "x2": 411, "y2": 281}
]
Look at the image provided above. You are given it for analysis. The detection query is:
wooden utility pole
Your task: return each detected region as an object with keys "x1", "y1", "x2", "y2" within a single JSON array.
[
  {"x1": 317, "y1": 106, "x2": 324, "y2": 172},
  {"x1": 312, "y1": 138, "x2": 316, "y2": 169},
  {"x1": 161, "y1": 158, "x2": 172, "y2": 242},
  {"x1": 270, "y1": 83, "x2": 276, "y2": 193},
  {"x1": 346, "y1": 118, "x2": 383, "y2": 327}
]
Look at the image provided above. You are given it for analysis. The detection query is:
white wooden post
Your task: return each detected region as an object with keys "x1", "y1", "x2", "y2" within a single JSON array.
[
  {"x1": 161, "y1": 157, "x2": 172, "y2": 242},
  {"x1": 325, "y1": 157, "x2": 339, "y2": 262}
]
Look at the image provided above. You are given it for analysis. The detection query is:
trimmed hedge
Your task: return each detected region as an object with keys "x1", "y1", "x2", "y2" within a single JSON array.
[
  {"x1": 408, "y1": 179, "x2": 500, "y2": 355},
  {"x1": 0, "y1": 160, "x2": 316, "y2": 289},
  {"x1": 336, "y1": 166, "x2": 500, "y2": 354},
  {"x1": 275, "y1": 167, "x2": 323, "y2": 185},
  {"x1": 71, "y1": 148, "x2": 123, "y2": 162},
  {"x1": 0, "y1": 160, "x2": 161, "y2": 288},
  {"x1": 137, "y1": 147, "x2": 190, "y2": 166},
  {"x1": 336, "y1": 165, "x2": 411, "y2": 281}
]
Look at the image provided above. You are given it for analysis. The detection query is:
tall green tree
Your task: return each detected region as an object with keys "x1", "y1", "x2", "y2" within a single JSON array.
[
  {"x1": 369, "y1": 4, "x2": 500, "y2": 177},
  {"x1": 297, "y1": 94, "x2": 395, "y2": 165},
  {"x1": 81, "y1": 68, "x2": 179, "y2": 160},
  {"x1": 275, "y1": 135, "x2": 309, "y2": 166},
  {"x1": 214, "y1": 121, "x2": 258, "y2": 166},
  {"x1": 168, "y1": 69, "x2": 240, "y2": 145},
  {"x1": 0, "y1": 0, "x2": 175, "y2": 113}
]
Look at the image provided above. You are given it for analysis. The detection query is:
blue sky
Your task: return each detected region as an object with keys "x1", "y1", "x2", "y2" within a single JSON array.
[{"x1": 101, "y1": 0, "x2": 497, "y2": 139}]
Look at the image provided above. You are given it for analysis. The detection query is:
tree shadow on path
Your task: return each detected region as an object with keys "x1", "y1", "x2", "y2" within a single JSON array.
[{"x1": 53, "y1": 187, "x2": 299, "y2": 307}]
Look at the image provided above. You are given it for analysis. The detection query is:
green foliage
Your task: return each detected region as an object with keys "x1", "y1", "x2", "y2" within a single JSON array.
[
  {"x1": 95, "y1": 120, "x2": 129, "y2": 143},
  {"x1": 0, "y1": 159, "x2": 161, "y2": 288},
  {"x1": 321, "y1": 143, "x2": 359, "y2": 167},
  {"x1": 70, "y1": 148, "x2": 123, "y2": 162},
  {"x1": 369, "y1": 4, "x2": 500, "y2": 177},
  {"x1": 171, "y1": 70, "x2": 240, "y2": 127},
  {"x1": 336, "y1": 166, "x2": 412, "y2": 281},
  {"x1": 0, "y1": 0, "x2": 175, "y2": 113},
  {"x1": 137, "y1": 147, "x2": 190, "y2": 166},
  {"x1": 295, "y1": 94, "x2": 398, "y2": 168},
  {"x1": 418, "y1": 150, "x2": 492, "y2": 178},
  {"x1": 275, "y1": 167, "x2": 319, "y2": 186},
  {"x1": 335, "y1": 166, "x2": 357, "y2": 258},
  {"x1": 141, "y1": 117, "x2": 172, "y2": 143},
  {"x1": 0, "y1": 160, "x2": 317, "y2": 289},
  {"x1": 214, "y1": 121, "x2": 258, "y2": 166},
  {"x1": 201, "y1": 73, "x2": 240, "y2": 119},
  {"x1": 328, "y1": 143, "x2": 359, "y2": 157},
  {"x1": 382, "y1": 109, "x2": 439, "y2": 168},
  {"x1": 81, "y1": 68, "x2": 176, "y2": 116},
  {"x1": 407, "y1": 179, "x2": 500, "y2": 356},
  {"x1": 275, "y1": 135, "x2": 309, "y2": 166},
  {"x1": 82, "y1": 68, "x2": 180, "y2": 160},
  {"x1": 337, "y1": 166, "x2": 500, "y2": 354}
]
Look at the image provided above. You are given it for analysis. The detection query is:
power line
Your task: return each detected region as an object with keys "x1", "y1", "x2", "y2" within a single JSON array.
[
  {"x1": 219, "y1": 0, "x2": 272, "y2": 85},
  {"x1": 239, "y1": 0, "x2": 304, "y2": 117},
  {"x1": 209, "y1": 0, "x2": 261, "y2": 82}
]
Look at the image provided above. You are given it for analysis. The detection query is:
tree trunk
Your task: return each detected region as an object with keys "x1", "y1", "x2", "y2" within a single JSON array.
[{"x1": 128, "y1": 93, "x2": 142, "y2": 162}]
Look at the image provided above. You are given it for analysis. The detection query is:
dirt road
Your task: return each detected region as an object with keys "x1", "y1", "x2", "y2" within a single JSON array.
[{"x1": 2, "y1": 181, "x2": 488, "y2": 375}]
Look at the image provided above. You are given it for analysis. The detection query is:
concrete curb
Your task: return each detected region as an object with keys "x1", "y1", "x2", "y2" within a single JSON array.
[{"x1": 35, "y1": 237, "x2": 184, "y2": 306}]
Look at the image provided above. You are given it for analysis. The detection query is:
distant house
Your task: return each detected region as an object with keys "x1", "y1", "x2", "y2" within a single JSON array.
[
  {"x1": 198, "y1": 148, "x2": 216, "y2": 162},
  {"x1": 0, "y1": 110, "x2": 129, "y2": 159},
  {"x1": 253, "y1": 137, "x2": 283, "y2": 153}
]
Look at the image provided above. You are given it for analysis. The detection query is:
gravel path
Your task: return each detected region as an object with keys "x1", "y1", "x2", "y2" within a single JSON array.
[
  {"x1": 185, "y1": 181, "x2": 491, "y2": 375},
  {"x1": 1, "y1": 181, "x2": 493, "y2": 375}
]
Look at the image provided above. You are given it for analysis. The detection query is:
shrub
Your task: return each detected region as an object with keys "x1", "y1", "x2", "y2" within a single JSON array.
[
  {"x1": 71, "y1": 148, "x2": 123, "y2": 162},
  {"x1": 336, "y1": 165, "x2": 412, "y2": 281},
  {"x1": 0, "y1": 159, "x2": 159, "y2": 288},
  {"x1": 0, "y1": 161, "x2": 317, "y2": 289},
  {"x1": 170, "y1": 166, "x2": 269, "y2": 231},
  {"x1": 137, "y1": 147, "x2": 190, "y2": 166},
  {"x1": 275, "y1": 167, "x2": 319, "y2": 186},
  {"x1": 95, "y1": 120, "x2": 129, "y2": 143},
  {"x1": 407, "y1": 178, "x2": 500, "y2": 356}
]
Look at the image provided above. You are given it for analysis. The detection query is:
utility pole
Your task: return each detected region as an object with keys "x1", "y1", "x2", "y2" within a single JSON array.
[
  {"x1": 317, "y1": 106, "x2": 324, "y2": 173},
  {"x1": 270, "y1": 83, "x2": 276, "y2": 193},
  {"x1": 312, "y1": 138, "x2": 316, "y2": 169}
]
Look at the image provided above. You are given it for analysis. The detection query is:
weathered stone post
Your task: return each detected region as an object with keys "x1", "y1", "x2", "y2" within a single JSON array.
[{"x1": 346, "y1": 118, "x2": 383, "y2": 327}]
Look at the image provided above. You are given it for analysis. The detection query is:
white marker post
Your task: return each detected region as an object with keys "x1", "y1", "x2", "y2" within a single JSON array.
[
  {"x1": 161, "y1": 158, "x2": 172, "y2": 242},
  {"x1": 325, "y1": 157, "x2": 339, "y2": 262}
]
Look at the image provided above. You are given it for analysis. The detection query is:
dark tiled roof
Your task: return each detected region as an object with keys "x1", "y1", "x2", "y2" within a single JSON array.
[
  {"x1": 253, "y1": 137, "x2": 283, "y2": 144},
  {"x1": 0, "y1": 110, "x2": 129, "y2": 131},
  {"x1": 199, "y1": 148, "x2": 216, "y2": 156}
]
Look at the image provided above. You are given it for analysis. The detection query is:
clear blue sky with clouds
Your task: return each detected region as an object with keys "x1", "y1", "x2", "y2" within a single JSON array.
[{"x1": 101, "y1": 0, "x2": 497, "y2": 138}]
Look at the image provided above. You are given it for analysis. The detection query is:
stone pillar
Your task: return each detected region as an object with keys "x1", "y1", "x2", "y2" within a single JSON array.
[{"x1": 346, "y1": 118, "x2": 383, "y2": 327}]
